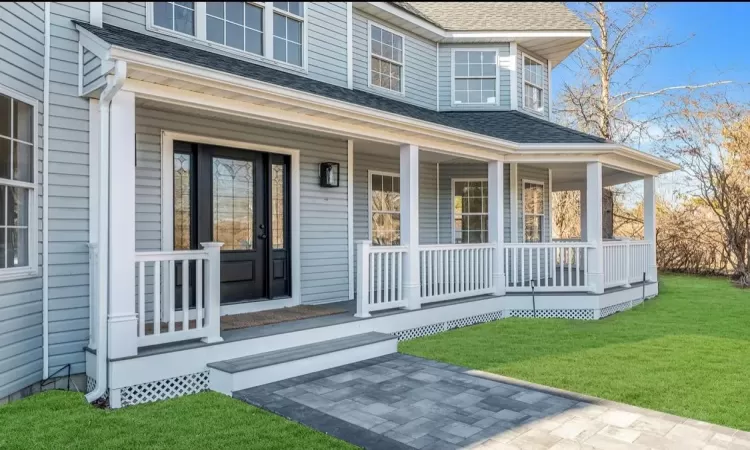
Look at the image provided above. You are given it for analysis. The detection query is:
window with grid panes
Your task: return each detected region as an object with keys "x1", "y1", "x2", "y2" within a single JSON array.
[
  {"x1": 206, "y1": 2, "x2": 264, "y2": 55},
  {"x1": 370, "y1": 23, "x2": 404, "y2": 93},
  {"x1": 153, "y1": 2, "x2": 195, "y2": 35},
  {"x1": 523, "y1": 56, "x2": 544, "y2": 111},
  {"x1": 523, "y1": 181, "x2": 545, "y2": 242},
  {"x1": 370, "y1": 173, "x2": 400, "y2": 246},
  {"x1": 453, "y1": 180, "x2": 489, "y2": 244},
  {"x1": 453, "y1": 50, "x2": 497, "y2": 105}
]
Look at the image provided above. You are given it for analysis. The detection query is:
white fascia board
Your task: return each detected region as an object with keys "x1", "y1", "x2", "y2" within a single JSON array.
[
  {"x1": 365, "y1": 2, "x2": 445, "y2": 39},
  {"x1": 445, "y1": 30, "x2": 591, "y2": 41},
  {"x1": 106, "y1": 46, "x2": 678, "y2": 174}
]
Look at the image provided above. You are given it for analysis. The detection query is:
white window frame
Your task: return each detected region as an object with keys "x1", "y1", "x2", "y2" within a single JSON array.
[
  {"x1": 368, "y1": 170, "x2": 401, "y2": 246},
  {"x1": 450, "y1": 48, "x2": 499, "y2": 107},
  {"x1": 451, "y1": 178, "x2": 490, "y2": 244},
  {"x1": 367, "y1": 21, "x2": 406, "y2": 96},
  {"x1": 522, "y1": 179, "x2": 546, "y2": 243},
  {"x1": 522, "y1": 53, "x2": 545, "y2": 113},
  {"x1": 0, "y1": 84, "x2": 39, "y2": 281},
  {"x1": 146, "y1": 2, "x2": 308, "y2": 72}
]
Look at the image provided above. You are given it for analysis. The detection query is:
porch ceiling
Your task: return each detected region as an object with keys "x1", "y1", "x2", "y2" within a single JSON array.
[{"x1": 535, "y1": 163, "x2": 645, "y2": 191}]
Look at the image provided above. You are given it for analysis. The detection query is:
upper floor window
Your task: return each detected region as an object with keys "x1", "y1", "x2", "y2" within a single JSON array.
[
  {"x1": 523, "y1": 180, "x2": 545, "y2": 242},
  {"x1": 370, "y1": 172, "x2": 400, "y2": 246},
  {"x1": 523, "y1": 55, "x2": 544, "y2": 112},
  {"x1": 369, "y1": 23, "x2": 404, "y2": 94},
  {"x1": 151, "y1": 2, "x2": 305, "y2": 67},
  {"x1": 0, "y1": 86, "x2": 36, "y2": 276},
  {"x1": 206, "y1": 2, "x2": 263, "y2": 55},
  {"x1": 453, "y1": 50, "x2": 497, "y2": 105},
  {"x1": 453, "y1": 179, "x2": 489, "y2": 244},
  {"x1": 272, "y1": 2, "x2": 304, "y2": 66},
  {"x1": 154, "y1": 1, "x2": 195, "y2": 35}
]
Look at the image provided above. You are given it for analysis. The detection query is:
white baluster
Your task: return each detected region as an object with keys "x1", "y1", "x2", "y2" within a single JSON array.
[
  {"x1": 168, "y1": 260, "x2": 175, "y2": 333},
  {"x1": 384, "y1": 251, "x2": 390, "y2": 304},
  {"x1": 195, "y1": 259, "x2": 203, "y2": 329},
  {"x1": 153, "y1": 261, "x2": 161, "y2": 336},
  {"x1": 182, "y1": 259, "x2": 189, "y2": 332}
]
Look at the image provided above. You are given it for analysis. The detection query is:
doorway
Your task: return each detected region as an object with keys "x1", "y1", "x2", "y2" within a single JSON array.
[{"x1": 172, "y1": 141, "x2": 291, "y2": 304}]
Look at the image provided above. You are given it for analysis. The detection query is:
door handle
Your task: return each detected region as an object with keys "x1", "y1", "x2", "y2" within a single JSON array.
[{"x1": 259, "y1": 234, "x2": 268, "y2": 239}]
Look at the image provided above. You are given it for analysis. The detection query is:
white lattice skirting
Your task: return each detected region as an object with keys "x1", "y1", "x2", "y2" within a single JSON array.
[
  {"x1": 394, "y1": 311, "x2": 504, "y2": 341},
  {"x1": 599, "y1": 300, "x2": 633, "y2": 318},
  {"x1": 118, "y1": 371, "x2": 210, "y2": 407},
  {"x1": 506, "y1": 309, "x2": 596, "y2": 320}
]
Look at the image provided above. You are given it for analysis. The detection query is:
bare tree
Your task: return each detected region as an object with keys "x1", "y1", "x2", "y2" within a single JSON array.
[
  {"x1": 659, "y1": 92, "x2": 750, "y2": 286},
  {"x1": 556, "y1": 2, "x2": 729, "y2": 144}
]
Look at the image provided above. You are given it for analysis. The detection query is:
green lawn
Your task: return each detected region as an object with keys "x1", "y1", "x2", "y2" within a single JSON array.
[
  {"x1": 0, "y1": 391, "x2": 354, "y2": 450},
  {"x1": 401, "y1": 274, "x2": 750, "y2": 430}
]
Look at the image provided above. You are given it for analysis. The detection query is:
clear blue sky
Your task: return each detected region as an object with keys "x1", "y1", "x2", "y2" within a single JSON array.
[{"x1": 552, "y1": 2, "x2": 750, "y2": 112}]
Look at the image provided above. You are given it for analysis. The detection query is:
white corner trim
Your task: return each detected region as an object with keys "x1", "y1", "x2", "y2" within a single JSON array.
[
  {"x1": 346, "y1": 2, "x2": 353, "y2": 90},
  {"x1": 366, "y1": 19, "x2": 406, "y2": 96},
  {"x1": 347, "y1": 140, "x2": 354, "y2": 300},
  {"x1": 77, "y1": 42, "x2": 84, "y2": 96},
  {"x1": 43, "y1": 2, "x2": 51, "y2": 377},
  {"x1": 159, "y1": 130, "x2": 302, "y2": 306},
  {"x1": 509, "y1": 43, "x2": 518, "y2": 110},
  {"x1": 520, "y1": 178, "x2": 546, "y2": 243},
  {"x1": 547, "y1": 60, "x2": 552, "y2": 119},
  {"x1": 436, "y1": 162, "x2": 440, "y2": 243},
  {"x1": 449, "y1": 47, "x2": 500, "y2": 108},
  {"x1": 435, "y1": 42, "x2": 440, "y2": 111},
  {"x1": 90, "y1": 2, "x2": 103, "y2": 27},
  {"x1": 509, "y1": 163, "x2": 518, "y2": 243},
  {"x1": 367, "y1": 169, "x2": 400, "y2": 241}
]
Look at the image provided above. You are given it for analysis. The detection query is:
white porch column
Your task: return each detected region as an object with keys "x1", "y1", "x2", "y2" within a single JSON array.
[
  {"x1": 644, "y1": 175, "x2": 658, "y2": 282},
  {"x1": 400, "y1": 144, "x2": 421, "y2": 310},
  {"x1": 579, "y1": 188, "x2": 587, "y2": 240},
  {"x1": 488, "y1": 160, "x2": 505, "y2": 295},
  {"x1": 107, "y1": 90, "x2": 138, "y2": 359},
  {"x1": 586, "y1": 162, "x2": 604, "y2": 294}
]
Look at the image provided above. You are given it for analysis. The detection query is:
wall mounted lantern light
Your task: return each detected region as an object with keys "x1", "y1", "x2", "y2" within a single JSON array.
[{"x1": 319, "y1": 162, "x2": 340, "y2": 187}]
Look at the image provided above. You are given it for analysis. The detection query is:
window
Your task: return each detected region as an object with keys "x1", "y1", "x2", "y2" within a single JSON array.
[
  {"x1": 150, "y1": 2, "x2": 305, "y2": 67},
  {"x1": 523, "y1": 181, "x2": 545, "y2": 242},
  {"x1": 0, "y1": 87, "x2": 35, "y2": 274},
  {"x1": 272, "y1": 2, "x2": 304, "y2": 66},
  {"x1": 370, "y1": 172, "x2": 400, "y2": 246},
  {"x1": 453, "y1": 50, "x2": 496, "y2": 105},
  {"x1": 523, "y1": 55, "x2": 544, "y2": 111},
  {"x1": 453, "y1": 180, "x2": 488, "y2": 244},
  {"x1": 206, "y1": 2, "x2": 263, "y2": 55},
  {"x1": 153, "y1": 2, "x2": 195, "y2": 35},
  {"x1": 369, "y1": 23, "x2": 404, "y2": 93},
  {"x1": 173, "y1": 152, "x2": 192, "y2": 250},
  {"x1": 271, "y1": 163, "x2": 285, "y2": 249}
]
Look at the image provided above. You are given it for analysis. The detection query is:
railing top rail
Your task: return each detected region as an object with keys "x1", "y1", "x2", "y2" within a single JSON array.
[
  {"x1": 419, "y1": 243, "x2": 496, "y2": 250},
  {"x1": 369, "y1": 245, "x2": 408, "y2": 253},
  {"x1": 135, "y1": 250, "x2": 210, "y2": 261},
  {"x1": 505, "y1": 242, "x2": 594, "y2": 249}
]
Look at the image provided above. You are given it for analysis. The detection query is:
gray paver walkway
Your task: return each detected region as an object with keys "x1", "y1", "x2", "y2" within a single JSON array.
[{"x1": 234, "y1": 354, "x2": 750, "y2": 449}]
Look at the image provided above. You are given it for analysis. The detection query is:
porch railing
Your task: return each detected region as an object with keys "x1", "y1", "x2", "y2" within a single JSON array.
[
  {"x1": 603, "y1": 239, "x2": 651, "y2": 288},
  {"x1": 504, "y1": 242, "x2": 593, "y2": 292},
  {"x1": 355, "y1": 241, "x2": 408, "y2": 317},
  {"x1": 419, "y1": 243, "x2": 495, "y2": 303},
  {"x1": 134, "y1": 242, "x2": 223, "y2": 347}
]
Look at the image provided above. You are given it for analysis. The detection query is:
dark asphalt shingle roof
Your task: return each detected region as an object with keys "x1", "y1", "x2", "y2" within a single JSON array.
[
  {"x1": 391, "y1": 2, "x2": 590, "y2": 32},
  {"x1": 76, "y1": 22, "x2": 606, "y2": 145}
]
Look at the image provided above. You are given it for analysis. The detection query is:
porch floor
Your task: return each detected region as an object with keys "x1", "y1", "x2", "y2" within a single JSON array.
[{"x1": 126, "y1": 280, "x2": 650, "y2": 360}]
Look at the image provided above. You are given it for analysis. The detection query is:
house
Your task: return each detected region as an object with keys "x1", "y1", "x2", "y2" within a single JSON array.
[{"x1": 0, "y1": 2, "x2": 678, "y2": 407}]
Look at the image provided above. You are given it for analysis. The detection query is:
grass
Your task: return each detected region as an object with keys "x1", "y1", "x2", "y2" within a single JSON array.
[
  {"x1": 400, "y1": 274, "x2": 750, "y2": 430},
  {"x1": 0, "y1": 391, "x2": 355, "y2": 450}
]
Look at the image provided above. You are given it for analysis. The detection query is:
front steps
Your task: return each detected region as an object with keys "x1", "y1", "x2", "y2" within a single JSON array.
[{"x1": 207, "y1": 332, "x2": 397, "y2": 395}]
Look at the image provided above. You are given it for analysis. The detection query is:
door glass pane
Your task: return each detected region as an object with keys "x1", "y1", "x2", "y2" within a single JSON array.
[
  {"x1": 271, "y1": 163, "x2": 285, "y2": 249},
  {"x1": 213, "y1": 157, "x2": 254, "y2": 250},
  {"x1": 173, "y1": 153, "x2": 192, "y2": 250}
]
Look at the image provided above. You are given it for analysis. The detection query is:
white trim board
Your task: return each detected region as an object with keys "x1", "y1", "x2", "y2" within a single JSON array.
[
  {"x1": 347, "y1": 140, "x2": 354, "y2": 300},
  {"x1": 159, "y1": 130, "x2": 302, "y2": 307}
]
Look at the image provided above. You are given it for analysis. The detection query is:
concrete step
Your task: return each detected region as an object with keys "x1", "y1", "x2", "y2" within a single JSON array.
[{"x1": 208, "y1": 332, "x2": 397, "y2": 394}]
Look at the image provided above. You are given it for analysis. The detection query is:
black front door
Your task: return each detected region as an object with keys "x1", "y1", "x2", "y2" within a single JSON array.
[{"x1": 173, "y1": 141, "x2": 290, "y2": 304}]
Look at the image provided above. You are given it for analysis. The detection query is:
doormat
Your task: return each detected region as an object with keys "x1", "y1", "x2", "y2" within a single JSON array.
[{"x1": 220, "y1": 304, "x2": 348, "y2": 331}]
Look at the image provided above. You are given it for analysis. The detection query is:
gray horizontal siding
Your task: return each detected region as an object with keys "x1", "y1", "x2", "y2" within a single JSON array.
[
  {"x1": 102, "y1": 2, "x2": 349, "y2": 88},
  {"x1": 438, "y1": 43, "x2": 511, "y2": 112},
  {"x1": 134, "y1": 106, "x2": 350, "y2": 305},
  {"x1": 517, "y1": 45, "x2": 550, "y2": 120},
  {"x1": 352, "y1": 11, "x2": 437, "y2": 110},
  {"x1": 46, "y1": 1, "x2": 92, "y2": 378},
  {"x1": 82, "y1": 48, "x2": 104, "y2": 93},
  {"x1": 0, "y1": 1, "x2": 45, "y2": 399}
]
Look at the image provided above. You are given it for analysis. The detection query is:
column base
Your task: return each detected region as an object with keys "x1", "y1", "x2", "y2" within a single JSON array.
[
  {"x1": 587, "y1": 272, "x2": 605, "y2": 295},
  {"x1": 404, "y1": 284, "x2": 421, "y2": 310},
  {"x1": 493, "y1": 273, "x2": 506, "y2": 296},
  {"x1": 108, "y1": 313, "x2": 138, "y2": 359}
]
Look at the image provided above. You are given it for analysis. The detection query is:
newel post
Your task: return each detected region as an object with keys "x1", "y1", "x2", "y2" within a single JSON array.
[
  {"x1": 355, "y1": 241, "x2": 371, "y2": 318},
  {"x1": 644, "y1": 176, "x2": 658, "y2": 282},
  {"x1": 623, "y1": 237, "x2": 632, "y2": 288},
  {"x1": 201, "y1": 242, "x2": 224, "y2": 343},
  {"x1": 585, "y1": 162, "x2": 605, "y2": 294}
]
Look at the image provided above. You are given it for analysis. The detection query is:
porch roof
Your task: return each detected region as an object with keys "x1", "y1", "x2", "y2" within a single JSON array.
[{"x1": 76, "y1": 22, "x2": 605, "y2": 146}]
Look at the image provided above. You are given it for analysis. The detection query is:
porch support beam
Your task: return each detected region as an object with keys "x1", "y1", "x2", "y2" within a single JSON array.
[
  {"x1": 400, "y1": 144, "x2": 421, "y2": 310},
  {"x1": 488, "y1": 161, "x2": 505, "y2": 295},
  {"x1": 107, "y1": 90, "x2": 138, "y2": 359},
  {"x1": 644, "y1": 175, "x2": 658, "y2": 282},
  {"x1": 586, "y1": 162, "x2": 604, "y2": 294}
]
